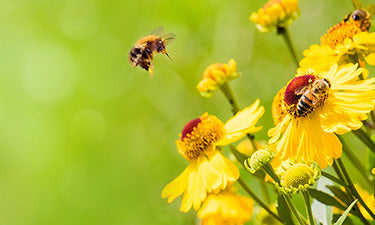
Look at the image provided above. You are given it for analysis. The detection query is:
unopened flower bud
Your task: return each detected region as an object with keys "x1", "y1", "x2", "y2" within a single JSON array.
[{"x1": 197, "y1": 59, "x2": 240, "y2": 98}]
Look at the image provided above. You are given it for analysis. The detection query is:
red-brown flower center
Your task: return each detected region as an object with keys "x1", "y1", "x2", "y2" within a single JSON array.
[
  {"x1": 284, "y1": 75, "x2": 316, "y2": 105},
  {"x1": 181, "y1": 118, "x2": 201, "y2": 140}
]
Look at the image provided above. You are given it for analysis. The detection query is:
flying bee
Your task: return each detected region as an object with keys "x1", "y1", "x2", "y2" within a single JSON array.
[
  {"x1": 293, "y1": 78, "x2": 331, "y2": 117},
  {"x1": 128, "y1": 27, "x2": 175, "y2": 76},
  {"x1": 343, "y1": 8, "x2": 371, "y2": 31}
]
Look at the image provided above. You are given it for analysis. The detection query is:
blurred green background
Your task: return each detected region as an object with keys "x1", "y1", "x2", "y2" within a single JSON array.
[{"x1": 0, "y1": 0, "x2": 373, "y2": 224}]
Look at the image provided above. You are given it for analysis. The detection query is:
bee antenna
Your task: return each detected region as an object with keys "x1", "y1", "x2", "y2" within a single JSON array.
[{"x1": 165, "y1": 52, "x2": 173, "y2": 62}]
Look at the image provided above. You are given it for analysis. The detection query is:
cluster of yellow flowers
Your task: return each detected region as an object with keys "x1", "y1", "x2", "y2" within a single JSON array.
[{"x1": 161, "y1": 0, "x2": 375, "y2": 224}]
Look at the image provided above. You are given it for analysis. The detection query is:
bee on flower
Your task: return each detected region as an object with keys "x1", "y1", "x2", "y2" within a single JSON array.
[
  {"x1": 268, "y1": 63, "x2": 375, "y2": 168},
  {"x1": 299, "y1": 8, "x2": 375, "y2": 73},
  {"x1": 249, "y1": 0, "x2": 300, "y2": 33},
  {"x1": 162, "y1": 100, "x2": 264, "y2": 212}
]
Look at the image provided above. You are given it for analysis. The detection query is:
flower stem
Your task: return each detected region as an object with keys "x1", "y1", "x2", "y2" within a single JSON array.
[
  {"x1": 321, "y1": 170, "x2": 347, "y2": 187},
  {"x1": 352, "y1": 128, "x2": 375, "y2": 154},
  {"x1": 370, "y1": 111, "x2": 375, "y2": 131},
  {"x1": 220, "y1": 82, "x2": 257, "y2": 148},
  {"x1": 277, "y1": 26, "x2": 299, "y2": 67},
  {"x1": 263, "y1": 162, "x2": 281, "y2": 185},
  {"x1": 237, "y1": 178, "x2": 284, "y2": 223},
  {"x1": 332, "y1": 160, "x2": 371, "y2": 225},
  {"x1": 302, "y1": 190, "x2": 315, "y2": 225},
  {"x1": 220, "y1": 82, "x2": 241, "y2": 114},
  {"x1": 338, "y1": 135, "x2": 371, "y2": 187},
  {"x1": 259, "y1": 180, "x2": 271, "y2": 204},
  {"x1": 283, "y1": 193, "x2": 306, "y2": 225},
  {"x1": 337, "y1": 158, "x2": 375, "y2": 220}
]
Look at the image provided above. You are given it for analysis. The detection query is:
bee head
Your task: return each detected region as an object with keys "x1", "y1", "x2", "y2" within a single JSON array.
[{"x1": 351, "y1": 9, "x2": 369, "y2": 21}]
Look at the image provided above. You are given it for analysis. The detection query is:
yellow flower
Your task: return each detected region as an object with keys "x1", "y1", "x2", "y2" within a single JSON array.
[
  {"x1": 372, "y1": 168, "x2": 375, "y2": 175},
  {"x1": 162, "y1": 100, "x2": 264, "y2": 212},
  {"x1": 272, "y1": 86, "x2": 287, "y2": 125},
  {"x1": 268, "y1": 64, "x2": 375, "y2": 168},
  {"x1": 355, "y1": 184, "x2": 375, "y2": 220},
  {"x1": 300, "y1": 21, "x2": 375, "y2": 72},
  {"x1": 197, "y1": 187, "x2": 253, "y2": 225},
  {"x1": 250, "y1": 0, "x2": 300, "y2": 33},
  {"x1": 244, "y1": 148, "x2": 275, "y2": 173},
  {"x1": 254, "y1": 204, "x2": 281, "y2": 225},
  {"x1": 276, "y1": 161, "x2": 320, "y2": 194},
  {"x1": 334, "y1": 184, "x2": 375, "y2": 220},
  {"x1": 236, "y1": 139, "x2": 268, "y2": 157},
  {"x1": 197, "y1": 59, "x2": 240, "y2": 98}
]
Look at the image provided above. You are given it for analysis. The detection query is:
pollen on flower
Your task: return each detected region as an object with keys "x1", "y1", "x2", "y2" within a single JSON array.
[
  {"x1": 284, "y1": 75, "x2": 316, "y2": 105},
  {"x1": 278, "y1": 162, "x2": 321, "y2": 194},
  {"x1": 272, "y1": 87, "x2": 287, "y2": 125},
  {"x1": 177, "y1": 114, "x2": 225, "y2": 160},
  {"x1": 181, "y1": 118, "x2": 201, "y2": 140},
  {"x1": 320, "y1": 21, "x2": 362, "y2": 48},
  {"x1": 284, "y1": 164, "x2": 314, "y2": 188}
]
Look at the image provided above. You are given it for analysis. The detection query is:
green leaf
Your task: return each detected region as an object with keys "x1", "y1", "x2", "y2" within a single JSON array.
[
  {"x1": 334, "y1": 199, "x2": 358, "y2": 225},
  {"x1": 230, "y1": 145, "x2": 265, "y2": 180},
  {"x1": 229, "y1": 144, "x2": 248, "y2": 165},
  {"x1": 326, "y1": 185, "x2": 352, "y2": 206},
  {"x1": 309, "y1": 188, "x2": 346, "y2": 210},
  {"x1": 277, "y1": 193, "x2": 295, "y2": 225}
]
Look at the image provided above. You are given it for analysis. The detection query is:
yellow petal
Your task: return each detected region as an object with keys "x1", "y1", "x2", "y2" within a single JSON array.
[
  {"x1": 276, "y1": 113, "x2": 342, "y2": 169},
  {"x1": 219, "y1": 99, "x2": 264, "y2": 145},
  {"x1": 162, "y1": 151, "x2": 239, "y2": 212},
  {"x1": 161, "y1": 165, "x2": 192, "y2": 203}
]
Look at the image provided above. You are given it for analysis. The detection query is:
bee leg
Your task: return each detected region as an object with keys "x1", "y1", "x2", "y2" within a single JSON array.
[
  {"x1": 148, "y1": 60, "x2": 154, "y2": 77},
  {"x1": 148, "y1": 67, "x2": 154, "y2": 77},
  {"x1": 164, "y1": 52, "x2": 173, "y2": 62}
]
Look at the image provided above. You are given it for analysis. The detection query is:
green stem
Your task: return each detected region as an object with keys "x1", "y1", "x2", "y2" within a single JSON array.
[
  {"x1": 277, "y1": 26, "x2": 299, "y2": 67},
  {"x1": 338, "y1": 136, "x2": 371, "y2": 187},
  {"x1": 220, "y1": 82, "x2": 240, "y2": 114},
  {"x1": 370, "y1": 111, "x2": 375, "y2": 131},
  {"x1": 332, "y1": 160, "x2": 371, "y2": 225},
  {"x1": 283, "y1": 193, "x2": 306, "y2": 225},
  {"x1": 321, "y1": 170, "x2": 347, "y2": 187},
  {"x1": 352, "y1": 128, "x2": 375, "y2": 154},
  {"x1": 302, "y1": 190, "x2": 315, "y2": 225},
  {"x1": 220, "y1": 82, "x2": 257, "y2": 149},
  {"x1": 259, "y1": 180, "x2": 271, "y2": 204},
  {"x1": 262, "y1": 162, "x2": 281, "y2": 185},
  {"x1": 237, "y1": 178, "x2": 283, "y2": 223},
  {"x1": 337, "y1": 158, "x2": 375, "y2": 220}
]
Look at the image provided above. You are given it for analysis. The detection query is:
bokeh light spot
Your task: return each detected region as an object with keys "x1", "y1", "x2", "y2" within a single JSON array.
[
  {"x1": 69, "y1": 109, "x2": 107, "y2": 144},
  {"x1": 23, "y1": 43, "x2": 77, "y2": 103}
]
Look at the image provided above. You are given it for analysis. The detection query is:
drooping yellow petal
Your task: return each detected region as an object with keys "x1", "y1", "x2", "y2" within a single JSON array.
[
  {"x1": 216, "y1": 99, "x2": 264, "y2": 146},
  {"x1": 274, "y1": 112, "x2": 342, "y2": 169},
  {"x1": 162, "y1": 151, "x2": 239, "y2": 212},
  {"x1": 198, "y1": 188, "x2": 253, "y2": 225},
  {"x1": 161, "y1": 165, "x2": 191, "y2": 204},
  {"x1": 268, "y1": 114, "x2": 291, "y2": 144},
  {"x1": 224, "y1": 99, "x2": 263, "y2": 133}
]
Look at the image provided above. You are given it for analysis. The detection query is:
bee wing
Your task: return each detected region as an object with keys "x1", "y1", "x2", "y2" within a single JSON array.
[
  {"x1": 151, "y1": 26, "x2": 165, "y2": 36},
  {"x1": 162, "y1": 33, "x2": 176, "y2": 45},
  {"x1": 365, "y1": 5, "x2": 375, "y2": 17},
  {"x1": 351, "y1": 0, "x2": 362, "y2": 9}
]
